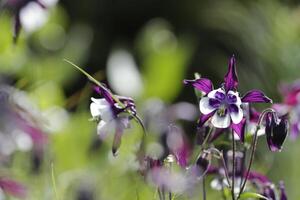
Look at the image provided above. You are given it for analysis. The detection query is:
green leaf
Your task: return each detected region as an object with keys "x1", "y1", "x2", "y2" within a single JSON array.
[{"x1": 239, "y1": 192, "x2": 268, "y2": 200}]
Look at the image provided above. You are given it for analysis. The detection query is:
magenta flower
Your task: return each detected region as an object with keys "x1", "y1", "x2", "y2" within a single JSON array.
[
  {"x1": 274, "y1": 80, "x2": 300, "y2": 139},
  {"x1": 184, "y1": 55, "x2": 272, "y2": 141},
  {"x1": 0, "y1": 177, "x2": 26, "y2": 198}
]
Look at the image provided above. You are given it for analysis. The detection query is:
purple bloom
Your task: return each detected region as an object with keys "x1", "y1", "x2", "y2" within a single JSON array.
[
  {"x1": 184, "y1": 55, "x2": 272, "y2": 141},
  {"x1": 90, "y1": 86, "x2": 136, "y2": 155},
  {"x1": 274, "y1": 80, "x2": 300, "y2": 139},
  {"x1": 0, "y1": 177, "x2": 26, "y2": 198},
  {"x1": 265, "y1": 112, "x2": 288, "y2": 152}
]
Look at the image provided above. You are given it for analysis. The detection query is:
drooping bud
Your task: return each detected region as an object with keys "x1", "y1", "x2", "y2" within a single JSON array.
[{"x1": 265, "y1": 112, "x2": 289, "y2": 152}]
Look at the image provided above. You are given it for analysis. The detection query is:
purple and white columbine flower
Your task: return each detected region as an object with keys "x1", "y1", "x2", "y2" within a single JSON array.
[
  {"x1": 184, "y1": 55, "x2": 272, "y2": 141},
  {"x1": 90, "y1": 86, "x2": 136, "y2": 155},
  {"x1": 3, "y1": 0, "x2": 58, "y2": 42}
]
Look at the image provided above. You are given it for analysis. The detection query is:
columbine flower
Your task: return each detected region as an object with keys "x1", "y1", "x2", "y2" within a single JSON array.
[
  {"x1": 265, "y1": 112, "x2": 288, "y2": 152},
  {"x1": 3, "y1": 0, "x2": 57, "y2": 42},
  {"x1": 90, "y1": 86, "x2": 136, "y2": 155},
  {"x1": 184, "y1": 55, "x2": 272, "y2": 141},
  {"x1": 274, "y1": 80, "x2": 300, "y2": 139}
]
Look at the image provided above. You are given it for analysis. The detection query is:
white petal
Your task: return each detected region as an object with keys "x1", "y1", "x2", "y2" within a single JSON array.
[
  {"x1": 230, "y1": 106, "x2": 243, "y2": 124},
  {"x1": 91, "y1": 97, "x2": 109, "y2": 107},
  {"x1": 90, "y1": 102, "x2": 101, "y2": 118},
  {"x1": 211, "y1": 112, "x2": 230, "y2": 128},
  {"x1": 20, "y1": 2, "x2": 48, "y2": 32},
  {"x1": 227, "y1": 90, "x2": 241, "y2": 105},
  {"x1": 199, "y1": 97, "x2": 217, "y2": 115},
  {"x1": 90, "y1": 98, "x2": 114, "y2": 121},
  {"x1": 97, "y1": 120, "x2": 115, "y2": 139},
  {"x1": 207, "y1": 88, "x2": 225, "y2": 99}
]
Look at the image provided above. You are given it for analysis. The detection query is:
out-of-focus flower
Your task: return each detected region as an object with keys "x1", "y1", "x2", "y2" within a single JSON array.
[
  {"x1": 3, "y1": 0, "x2": 58, "y2": 42},
  {"x1": 184, "y1": 55, "x2": 272, "y2": 141},
  {"x1": 167, "y1": 125, "x2": 190, "y2": 167},
  {"x1": 0, "y1": 177, "x2": 26, "y2": 198},
  {"x1": 90, "y1": 86, "x2": 136, "y2": 155},
  {"x1": 0, "y1": 86, "x2": 47, "y2": 164},
  {"x1": 274, "y1": 81, "x2": 300, "y2": 139},
  {"x1": 265, "y1": 112, "x2": 288, "y2": 152}
]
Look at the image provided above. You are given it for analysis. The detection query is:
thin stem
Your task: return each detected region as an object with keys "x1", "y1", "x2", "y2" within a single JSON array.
[
  {"x1": 237, "y1": 126, "x2": 259, "y2": 198},
  {"x1": 237, "y1": 108, "x2": 275, "y2": 199},
  {"x1": 220, "y1": 151, "x2": 231, "y2": 188},
  {"x1": 202, "y1": 176, "x2": 206, "y2": 200},
  {"x1": 231, "y1": 130, "x2": 236, "y2": 200},
  {"x1": 201, "y1": 127, "x2": 214, "y2": 150},
  {"x1": 158, "y1": 188, "x2": 163, "y2": 200},
  {"x1": 169, "y1": 192, "x2": 172, "y2": 200}
]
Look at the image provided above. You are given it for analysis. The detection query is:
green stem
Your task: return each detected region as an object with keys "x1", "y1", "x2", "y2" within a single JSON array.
[{"x1": 231, "y1": 130, "x2": 236, "y2": 200}]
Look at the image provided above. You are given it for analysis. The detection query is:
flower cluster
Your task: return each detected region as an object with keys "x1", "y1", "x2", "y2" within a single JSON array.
[{"x1": 83, "y1": 55, "x2": 290, "y2": 200}]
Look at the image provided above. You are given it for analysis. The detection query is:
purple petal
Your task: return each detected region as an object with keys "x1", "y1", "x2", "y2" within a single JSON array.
[
  {"x1": 231, "y1": 118, "x2": 246, "y2": 142},
  {"x1": 246, "y1": 171, "x2": 271, "y2": 185},
  {"x1": 224, "y1": 55, "x2": 238, "y2": 91},
  {"x1": 263, "y1": 185, "x2": 276, "y2": 200},
  {"x1": 290, "y1": 123, "x2": 300, "y2": 140},
  {"x1": 198, "y1": 112, "x2": 214, "y2": 127},
  {"x1": 94, "y1": 86, "x2": 115, "y2": 105},
  {"x1": 183, "y1": 78, "x2": 213, "y2": 94},
  {"x1": 249, "y1": 107, "x2": 260, "y2": 123},
  {"x1": 209, "y1": 98, "x2": 221, "y2": 108},
  {"x1": 0, "y1": 178, "x2": 27, "y2": 198},
  {"x1": 279, "y1": 181, "x2": 287, "y2": 200},
  {"x1": 228, "y1": 104, "x2": 239, "y2": 113},
  {"x1": 242, "y1": 90, "x2": 272, "y2": 103}
]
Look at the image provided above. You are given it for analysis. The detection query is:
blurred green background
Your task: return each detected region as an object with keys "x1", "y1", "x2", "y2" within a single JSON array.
[{"x1": 0, "y1": 0, "x2": 300, "y2": 199}]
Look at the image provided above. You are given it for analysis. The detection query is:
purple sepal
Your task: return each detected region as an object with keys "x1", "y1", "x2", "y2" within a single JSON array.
[
  {"x1": 112, "y1": 117, "x2": 130, "y2": 156},
  {"x1": 0, "y1": 178, "x2": 26, "y2": 198},
  {"x1": 94, "y1": 86, "x2": 115, "y2": 106},
  {"x1": 242, "y1": 90, "x2": 272, "y2": 103},
  {"x1": 279, "y1": 181, "x2": 288, "y2": 200},
  {"x1": 246, "y1": 171, "x2": 271, "y2": 185},
  {"x1": 183, "y1": 78, "x2": 213, "y2": 94},
  {"x1": 263, "y1": 185, "x2": 276, "y2": 200},
  {"x1": 198, "y1": 112, "x2": 214, "y2": 127},
  {"x1": 231, "y1": 118, "x2": 246, "y2": 142},
  {"x1": 224, "y1": 55, "x2": 238, "y2": 92}
]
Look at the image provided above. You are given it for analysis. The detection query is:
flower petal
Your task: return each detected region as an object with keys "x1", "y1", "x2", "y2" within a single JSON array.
[
  {"x1": 246, "y1": 171, "x2": 270, "y2": 185},
  {"x1": 279, "y1": 181, "x2": 287, "y2": 200},
  {"x1": 0, "y1": 178, "x2": 26, "y2": 198},
  {"x1": 97, "y1": 120, "x2": 112, "y2": 140},
  {"x1": 198, "y1": 112, "x2": 215, "y2": 127},
  {"x1": 199, "y1": 97, "x2": 217, "y2": 115},
  {"x1": 90, "y1": 98, "x2": 113, "y2": 121},
  {"x1": 227, "y1": 90, "x2": 241, "y2": 105},
  {"x1": 94, "y1": 86, "x2": 115, "y2": 105},
  {"x1": 229, "y1": 104, "x2": 243, "y2": 124},
  {"x1": 242, "y1": 90, "x2": 272, "y2": 103},
  {"x1": 224, "y1": 55, "x2": 238, "y2": 92},
  {"x1": 211, "y1": 112, "x2": 230, "y2": 128},
  {"x1": 207, "y1": 88, "x2": 225, "y2": 99},
  {"x1": 231, "y1": 118, "x2": 246, "y2": 142},
  {"x1": 183, "y1": 78, "x2": 213, "y2": 94}
]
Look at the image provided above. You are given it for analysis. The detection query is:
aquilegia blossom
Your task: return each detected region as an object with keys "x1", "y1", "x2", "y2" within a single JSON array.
[
  {"x1": 184, "y1": 55, "x2": 272, "y2": 141},
  {"x1": 3, "y1": 0, "x2": 57, "y2": 42},
  {"x1": 90, "y1": 86, "x2": 136, "y2": 155}
]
